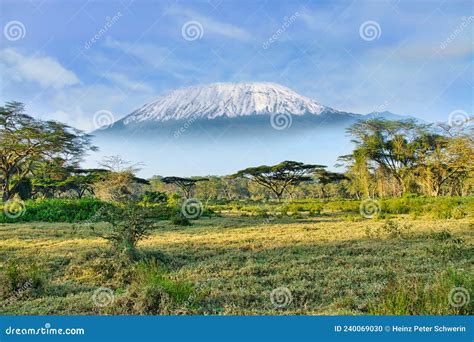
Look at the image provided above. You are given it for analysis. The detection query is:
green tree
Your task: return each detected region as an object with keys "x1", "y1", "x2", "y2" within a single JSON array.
[
  {"x1": 233, "y1": 161, "x2": 325, "y2": 201},
  {"x1": 162, "y1": 176, "x2": 208, "y2": 199},
  {"x1": 314, "y1": 169, "x2": 347, "y2": 198},
  {"x1": 346, "y1": 119, "x2": 431, "y2": 195},
  {"x1": 0, "y1": 102, "x2": 95, "y2": 201}
]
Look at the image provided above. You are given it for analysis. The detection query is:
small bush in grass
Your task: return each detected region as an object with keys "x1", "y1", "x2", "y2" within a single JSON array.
[
  {"x1": 451, "y1": 207, "x2": 466, "y2": 219},
  {"x1": 0, "y1": 261, "x2": 47, "y2": 299},
  {"x1": 97, "y1": 205, "x2": 154, "y2": 260},
  {"x1": 201, "y1": 207, "x2": 217, "y2": 218},
  {"x1": 381, "y1": 220, "x2": 412, "y2": 238},
  {"x1": 117, "y1": 259, "x2": 194, "y2": 314},
  {"x1": 430, "y1": 230, "x2": 452, "y2": 241},
  {"x1": 171, "y1": 214, "x2": 191, "y2": 226},
  {"x1": 369, "y1": 269, "x2": 473, "y2": 315},
  {"x1": 427, "y1": 236, "x2": 468, "y2": 259}
]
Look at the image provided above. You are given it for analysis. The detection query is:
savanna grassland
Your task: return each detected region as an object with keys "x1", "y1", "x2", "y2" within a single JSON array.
[
  {"x1": 1, "y1": 103, "x2": 473, "y2": 316},
  {"x1": 1, "y1": 198, "x2": 473, "y2": 316}
]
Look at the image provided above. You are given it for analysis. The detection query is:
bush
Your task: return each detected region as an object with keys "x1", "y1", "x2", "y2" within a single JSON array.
[
  {"x1": 142, "y1": 204, "x2": 177, "y2": 220},
  {"x1": 97, "y1": 205, "x2": 154, "y2": 260},
  {"x1": 171, "y1": 214, "x2": 191, "y2": 226},
  {"x1": 140, "y1": 191, "x2": 168, "y2": 206},
  {"x1": 369, "y1": 269, "x2": 473, "y2": 315},
  {"x1": 381, "y1": 220, "x2": 412, "y2": 238},
  {"x1": 0, "y1": 198, "x2": 110, "y2": 223},
  {"x1": 0, "y1": 261, "x2": 47, "y2": 299},
  {"x1": 116, "y1": 259, "x2": 194, "y2": 314}
]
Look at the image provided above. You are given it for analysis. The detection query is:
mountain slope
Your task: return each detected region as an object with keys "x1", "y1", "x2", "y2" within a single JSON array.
[{"x1": 120, "y1": 82, "x2": 335, "y2": 124}]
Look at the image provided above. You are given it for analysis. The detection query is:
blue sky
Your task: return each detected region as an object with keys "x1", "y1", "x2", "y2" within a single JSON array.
[{"x1": 1, "y1": 0, "x2": 472, "y2": 132}]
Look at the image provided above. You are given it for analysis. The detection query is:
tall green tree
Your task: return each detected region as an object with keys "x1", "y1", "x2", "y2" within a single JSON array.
[
  {"x1": 233, "y1": 161, "x2": 325, "y2": 201},
  {"x1": 0, "y1": 102, "x2": 96, "y2": 201},
  {"x1": 161, "y1": 176, "x2": 208, "y2": 199},
  {"x1": 346, "y1": 119, "x2": 433, "y2": 194},
  {"x1": 314, "y1": 169, "x2": 347, "y2": 198}
]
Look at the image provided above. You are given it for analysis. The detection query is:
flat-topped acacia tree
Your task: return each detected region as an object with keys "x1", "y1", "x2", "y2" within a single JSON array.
[
  {"x1": 162, "y1": 176, "x2": 208, "y2": 199},
  {"x1": 233, "y1": 161, "x2": 326, "y2": 201}
]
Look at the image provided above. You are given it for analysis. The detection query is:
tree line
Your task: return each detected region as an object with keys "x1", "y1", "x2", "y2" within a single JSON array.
[{"x1": 1, "y1": 101, "x2": 472, "y2": 203}]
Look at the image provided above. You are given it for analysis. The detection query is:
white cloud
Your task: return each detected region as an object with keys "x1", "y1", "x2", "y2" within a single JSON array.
[
  {"x1": 0, "y1": 48, "x2": 80, "y2": 89},
  {"x1": 104, "y1": 36, "x2": 172, "y2": 68},
  {"x1": 103, "y1": 71, "x2": 154, "y2": 93},
  {"x1": 169, "y1": 7, "x2": 252, "y2": 41}
]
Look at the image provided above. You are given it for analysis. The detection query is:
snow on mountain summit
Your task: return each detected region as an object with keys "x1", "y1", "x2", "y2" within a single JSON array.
[{"x1": 122, "y1": 82, "x2": 332, "y2": 124}]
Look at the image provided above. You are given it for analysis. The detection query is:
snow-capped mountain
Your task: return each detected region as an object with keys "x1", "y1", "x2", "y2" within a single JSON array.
[
  {"x1": 91, "y1": 82, "x2": 408, "y2": 177},
  {"x1": 120, "y1": 82, "x2": 335, "y2": 124}
]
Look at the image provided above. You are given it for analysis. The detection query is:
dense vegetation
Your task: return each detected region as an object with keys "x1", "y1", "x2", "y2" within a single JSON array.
[{"x1": 0, "y1": 101, "x2": 472, "y2": 315}]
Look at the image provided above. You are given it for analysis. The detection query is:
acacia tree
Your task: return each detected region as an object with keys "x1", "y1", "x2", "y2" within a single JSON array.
[
  {"x1": 346, "y1": 119, "x2": 435, "y2": 194},
  {"x1": 416, "y1": 124, "x2": 474, "y2": 196},
  {"x1": 94, "y1": 156, "x2": 149, "y2": 203},
  {"x1": 314, "y1": 169, "x2": 347, "y2": 198},
  {"x1": 0, "y1": 102, "x2": 96, "y2": 201},
  {"x1": 233, "y1": 161, "x2": 325, "y2": 201},
  {"x1": 162, "y1": 176, "x2": 208, "y2": 199}
]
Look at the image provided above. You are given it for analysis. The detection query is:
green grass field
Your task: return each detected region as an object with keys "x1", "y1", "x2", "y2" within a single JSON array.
[{"x1": 1, "y1": 209, "x2": 472, "y2": 315}]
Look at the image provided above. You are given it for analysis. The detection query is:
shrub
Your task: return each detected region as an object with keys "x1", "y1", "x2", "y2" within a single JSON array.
[
  {"x1": 0, "y1": 198, "x2": 110, "y2": 223},
  {"x1": 142, "y1": 204, "x2": 177, "y2": 220},
  {"x1": 430, "y1": 230, "x2": 452, "y2": 241},
  {"x1": 116, "y1": 259, "x2": 194, "y2": 314},
  {"x1": 381, "y1": 220, "x2": 412, "y2": 238},
  {"x1": 451, "y1": 207, "x2": 466, "y2": 219},
  {"x1": 171, "y1": 214, "x2": 191, "y2": 226},
  {"x1": 97, "y1": 205, "x2": 154, "y2": 260},
  {"x1": 0, "y1": 261, "x2": 47, "y2": 299},
  {"x1": 140, "y1": 191, "x2": 168, "y2": 206},
  {"x1": 369, "y1": 269, "x2": 473, "y2": 315}
]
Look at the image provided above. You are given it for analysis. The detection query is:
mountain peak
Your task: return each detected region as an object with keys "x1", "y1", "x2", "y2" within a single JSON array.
[{"x1": 122, "y1": 82, "x2": 332, "y2": 124}]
